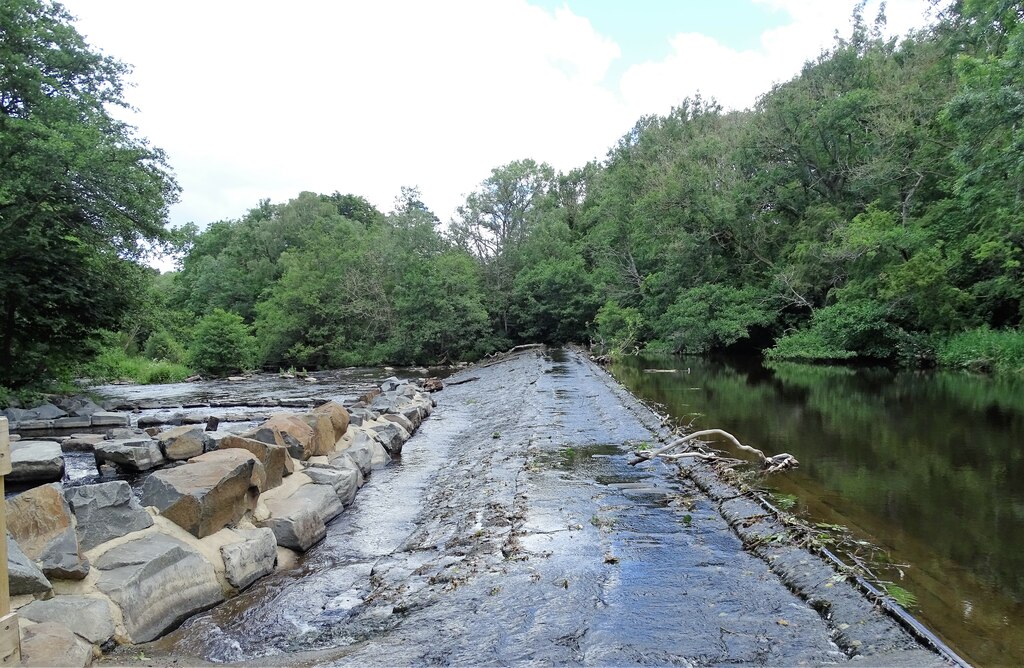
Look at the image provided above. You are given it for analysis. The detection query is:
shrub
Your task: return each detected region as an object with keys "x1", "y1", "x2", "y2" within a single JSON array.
[
  {"x1": 143, "y1": 330, "x2": 188, "y2": 364},
  {"x1": 189, "y1": 309, "x2": 256, "y2": 376},
  {"x1": 936, "y1": 327, "x2": 1024, "y2": 373}
]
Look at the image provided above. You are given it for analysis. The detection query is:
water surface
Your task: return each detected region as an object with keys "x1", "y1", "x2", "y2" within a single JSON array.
[{"x1": 610, "y1": 355, "x2": 1024, "y2": 667}]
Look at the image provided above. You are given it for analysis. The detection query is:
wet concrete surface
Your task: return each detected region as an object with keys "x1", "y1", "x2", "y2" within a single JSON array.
[{"x1": 131, "y1": 348, "x2": 947, "y2": 666}]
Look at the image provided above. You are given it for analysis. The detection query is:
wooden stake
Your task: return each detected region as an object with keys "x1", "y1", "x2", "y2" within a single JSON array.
[{"x1": 0, "y1": 417, "x2": 20, "y2": 665}]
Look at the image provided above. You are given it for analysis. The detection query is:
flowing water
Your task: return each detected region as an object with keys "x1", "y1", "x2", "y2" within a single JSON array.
[{"x1": 609, "y1": 355, "x2": 1024, "y2": 667}]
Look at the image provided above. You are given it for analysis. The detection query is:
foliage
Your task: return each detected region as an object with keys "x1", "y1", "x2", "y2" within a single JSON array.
[
  {"x1": 0, "y1": 0, "x2": 178, "y2": 387},
  {"x1": 935, "y1": 327, "x2": 1024, "y2": 373},
  {"x1": 81, "y1": 343, "x2": 192, "y2": 385},
  {"x1": 188, "y1": 309, "x2": 256, "y2": 376}
]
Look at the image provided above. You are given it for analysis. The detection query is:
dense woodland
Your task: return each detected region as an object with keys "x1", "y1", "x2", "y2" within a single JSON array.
[{"x1": 2, "y1": 0, "x2": 1024, "y2": 392}]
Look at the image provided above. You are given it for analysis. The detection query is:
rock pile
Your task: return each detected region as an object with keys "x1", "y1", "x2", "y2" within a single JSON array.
[{"x1": 3, "y1": 376, "x2": 436, "y2": 665}]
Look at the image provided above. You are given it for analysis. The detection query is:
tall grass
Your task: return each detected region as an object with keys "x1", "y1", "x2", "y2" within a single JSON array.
[
  {"x1": 935, "y1": 327, "x2": 1024, "y2": 373},
  {"x1": 84, "y1": 347, "x2": 193, "y2": 384}
]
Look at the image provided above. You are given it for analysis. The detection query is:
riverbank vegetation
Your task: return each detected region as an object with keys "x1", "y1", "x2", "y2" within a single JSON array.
[{"x1": 3, "y1": 0, "x2": 1024, "y2": 391}]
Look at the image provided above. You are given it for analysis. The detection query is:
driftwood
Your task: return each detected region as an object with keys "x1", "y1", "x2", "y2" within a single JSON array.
[
  {"x1": 446, "y1": 376, "x2": 480, "y2": 386},
  {"x1": 629, "y1": 429, "x2": 798, "y2": 474}
]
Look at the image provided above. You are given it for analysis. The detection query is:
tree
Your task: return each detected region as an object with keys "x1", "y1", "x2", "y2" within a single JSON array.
[{"x1": 0, "y1": 0, "x2": 178, "y2": 386}]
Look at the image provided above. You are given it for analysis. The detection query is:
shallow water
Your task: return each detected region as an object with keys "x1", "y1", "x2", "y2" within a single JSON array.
[{"x1": 610, "y1": 355, "x2": 1024, "y2": 667}]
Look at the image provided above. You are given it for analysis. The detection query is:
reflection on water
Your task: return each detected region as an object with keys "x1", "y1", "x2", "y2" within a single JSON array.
[{"x1": 611, "y1": 355, "x2": 1024, "y2": 667}]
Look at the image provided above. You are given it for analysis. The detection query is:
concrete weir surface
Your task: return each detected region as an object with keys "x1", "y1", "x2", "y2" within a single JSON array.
[{"x1": 142, "y1": 347, "x2": 948, "y2": 666}]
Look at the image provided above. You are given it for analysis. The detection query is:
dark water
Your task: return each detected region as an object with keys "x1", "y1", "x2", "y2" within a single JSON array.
[{"x1": 610, "y1": 355, "x2": 1024, "y2": 668}]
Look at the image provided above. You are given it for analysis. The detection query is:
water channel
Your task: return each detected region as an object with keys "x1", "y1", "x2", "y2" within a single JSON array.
[{"x1": 609, "y1": 355, "x2": 1024, "y2": 667}]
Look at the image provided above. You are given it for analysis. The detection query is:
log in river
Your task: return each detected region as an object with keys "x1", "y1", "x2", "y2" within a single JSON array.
[{"x1": 131, "y1": 347, "x2": 954, "y2": 666}]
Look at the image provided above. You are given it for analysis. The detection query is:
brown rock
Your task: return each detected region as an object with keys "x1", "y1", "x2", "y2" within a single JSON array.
[
  {"x1": 155, "y1": 424, "x2": 206, "y2": 460},
  {"x1": 218, "y1": 434, "x2": 288, "y2": 489},
  {"x1": 20, "y1": 621, "x2": 93, "y2": 667},
  {"x1": 301, "y1": 413, "x2": 336, "y2": 456},
  {"x1": 248, "y1": 414, "x2": 315, "y2": 460},
  {"x1": 311, "y1": 401, "x2": 350, "y2": 441},
  {"x1": 7, "y1": 484, "x2": 89, "y2": 580},
  {"x1": 138, "y1": 450, "x2": 265, "y2": 538}
]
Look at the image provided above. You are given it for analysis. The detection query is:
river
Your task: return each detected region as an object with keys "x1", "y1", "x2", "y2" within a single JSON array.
[{"x1": 609, "y1": 355, "x2": 1024, "y2": 667}]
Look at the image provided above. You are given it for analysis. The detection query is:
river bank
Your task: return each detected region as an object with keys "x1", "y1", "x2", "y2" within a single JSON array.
[{"x1": 100, "y1": 346, "x2": 953, "y2": 666}]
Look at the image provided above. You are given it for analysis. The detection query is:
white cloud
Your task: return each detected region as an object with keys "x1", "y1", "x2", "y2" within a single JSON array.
[{"x1": 60, "y1": 0, "x2": 936, "y2": 235}]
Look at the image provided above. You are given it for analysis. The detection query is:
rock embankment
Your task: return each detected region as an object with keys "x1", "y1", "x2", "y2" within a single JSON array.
[{"x1": 2, "y1": 376, "x2": 435, "y2": 667}]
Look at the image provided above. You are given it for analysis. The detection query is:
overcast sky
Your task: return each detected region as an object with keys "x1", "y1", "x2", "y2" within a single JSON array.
[{"x1": 61, "y1": 0, "x2": 936, "y2": 230}]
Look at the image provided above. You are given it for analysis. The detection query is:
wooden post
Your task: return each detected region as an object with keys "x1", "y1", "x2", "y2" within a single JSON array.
[{"x1": 0, "y1": 417, "x2": 20, "y2": 665}]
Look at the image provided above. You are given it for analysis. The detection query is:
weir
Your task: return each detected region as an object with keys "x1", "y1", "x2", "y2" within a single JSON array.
[{"x1": 1, "y1": 348, "x2": 964, "y2": 666}]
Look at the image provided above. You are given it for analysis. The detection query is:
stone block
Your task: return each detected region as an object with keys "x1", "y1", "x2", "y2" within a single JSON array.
[
  {"x1": 20, "y1": 595, "x2": 116, "y2": 644},
  {"x1": 300, "y1": 412, "x2": 336, "y2": 457},
  {"x1": 6, "y1": 533, "x2": 51, "y2": 595},
  {"x1": 155, "y1": 424, "x2": 207, "y2": 460},
  {"x1": 90, "y1": 411, "x2": 129, "y2": 427},
  {"x1": 9, "y1": 440, "x2": 64, "y2": 482},
  {"x1": 64, "y1": 481, "x2": 154, "y2": 551},
  {"x1": 311, "y1": 401, "x2": 350, "y2": 441},
  {"x1": 218, "y1": 434, "x2": 288, "y2": 489},
  {"x1": 19, "y1": 621, "x2": 93, "y2": 668},
  {"x1": 94, "y1": 438, "x2": 165, "y2": 473},
  {"x1": 7, "y1": 483, "x2": 89, "y2": 580},
  {"x1": 258, "y1": 501, "x2": 325, "y2": 552},
  {"x1": 220, "y1": 527, "x2": 277, "y2": 590}
]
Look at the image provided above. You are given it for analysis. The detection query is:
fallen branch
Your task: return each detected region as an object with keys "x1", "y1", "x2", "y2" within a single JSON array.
[
  {"x1": 629, "y1": 429, "x2": 798, "y2": 473},
  {"x1": 446, "y1": 376, "x2": 480, "y2": 386}
]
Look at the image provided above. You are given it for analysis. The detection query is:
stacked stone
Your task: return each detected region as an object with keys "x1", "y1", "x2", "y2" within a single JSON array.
[{"x1": 3, "y1": 377, "x2": 436, "y2": 665}]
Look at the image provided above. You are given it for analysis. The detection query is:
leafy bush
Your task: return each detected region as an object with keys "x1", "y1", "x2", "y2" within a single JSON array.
[
  {"x1": 650, "y1": 285, "x2": 773, "y2": 354},
  {"x1": 766, "y1": 328, "x2": 857, "y2": 361},
  {"x1": 594, "y1": 300, "x2": 645, "y2": 354},
  {"x1": 81, "y1": 345, "x2": 192, "y2": 384},
  {"x1": 143, "y1": 330, "x2": 188, "y2": 364},
  {"x1": 189, "y1": 309, "x2": 256, "y2": 376},
  {"x1": 767, "y1": 300, "x2": 895, "y2": 361},
  {"x1": 936, "y1": 327, "x2": 1024, "y2": 373}
]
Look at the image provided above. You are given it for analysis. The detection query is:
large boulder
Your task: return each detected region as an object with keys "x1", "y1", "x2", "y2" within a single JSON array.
[
  {"x1": 9, "y1": 440, "x2": 64, "y2": 483},
  {"x1": 94, "y1": 438, "x2": 165, "y2": 473},
  {"x1": 258, "y1": 501, "x2": 325, "y2": 552},
  {"x1": 382, "y1": 412, "x2": 415, "y2": 434},
  {"x1": 323, "y1": 455, "x2": 365, "y2": 489},
  {"x1": 289, "y1": 484, "x2": 343, "y2": 525},
  {"x1": 155, "y1": 425, "x2": 207, "y2": 461},
  {"x1": 6, "y1": 533, "x2": 51, "y2": 595},
  {"x1": 218, "y1": 434, "x2": 289, "y2": 489},
  {"x1": 58, "y1": 396, "x2": 104, "y2": 418},
  {"x1": 303, "y1": 465, "x2": 359, "y2": 505},
  {"x1": 95, "y1": 533, "x2": 224, "y2": 642},
  {"x1": 31, "y1": 403, "x2": 67, "y2": 420},
  {"x1": 246, "y1": 414, "x2": 315, "y2": 461},
  {"x1": 139, "y1": 450, "x2": 264, "y2": 538},
  {"x1": 61, "y1": 434, "x2": 104, "y2": 453},
  {"x1": 19, "y1": 621, "x2": 93, "y2": 668},
  {"x1": 300, "y1": 413, "x2": 336, "y2": 457},
  {"x1": 220, "y1": 527, "x2": 277, "y2": 590},
  {"x1": 64, "y1": 481, "x2": 154, "y2": 551},
  {"x1": 7, "y1": 484, "x2": 89, "y2": 580},
  {"x1": 20, "y1": 595, "x2": 116, "y2": 644},
  {"x1": 311, "y1": 401, "x2": 350, "y2": 441},
  {"x1": 369, "y1": 422, "x2": 407, "y2": 456}
]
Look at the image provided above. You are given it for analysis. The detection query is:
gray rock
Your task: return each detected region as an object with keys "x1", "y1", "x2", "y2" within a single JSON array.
[
  {"x1": 9, "y1": 440, "x2": 64, "y2": 482},
  {"x1": 19, "y1": 621, "x2": 93, "y2": 668},
  {"x1": 90, "y1": 411, "x2": 129, "y2": 427},
  {"x1": 103, "y1": 428, "x2": 146, "y2": 440},
  {"x1": 383, "y1": 412, "x2": 415, "y2": 433},
  {"x1": 6, "y1": 533, "x2": 51, "y2": 595},
  {"x1": 2, "y1": 407, "x2": 35, "y2": 423},
  {"x1": 60, "y1": 396, "x2": 104, "y2": 417},
  {"x1": 61, "y1": 434, "x2": 105, "y2": 452},
  {"x1": 220, "y1": 528, "x2": 277, "y2": 590},
  {"x1": 54, "y1": 416, "x2": 92, "y2": 429},
  {"x1": 94, "y1": 438, "x2": 165, "y2": 473},
  {"x1": 95, "y1": 533, "x2": 224, "y2": 642},
  {"x1": 304, "y1": 465, "x2": 359, "y2": 505},
  {"x1": 324, "y1": 455, "x2": 365, "y2": 488},
  {"x1": 20, "y1": 595, "x2": 116, "y2": 644},
  {"x1": 291, "y1": 480, "x2": 344, "y2": 523},
  {"x1": 32, "y1": 403, "x2": 68, "y2": 420},
  {"x1": 14, "y1": 419, "x2": 53, "y2": 431},
  {"x1": 380, "y1": 376, "x2": 403, "y2": 392},
  {"x1": 64, "y1": 481, "x2": 154, "y2": 551},
  {"x1": 155, "y1": 424, "x2": 207, "y2": 460},
  {"x1": 139, "y1": 449, "x2": 263, "y2": 538},
  {"x1": 369, "y1": 422, "x2": 407, "y2": 456},
  {"x1": 258, "y1": 502, "x2": 326, "y2": 551},
  {"x1": 218, "y1": 434, "x2": 288, "y2": 489}
]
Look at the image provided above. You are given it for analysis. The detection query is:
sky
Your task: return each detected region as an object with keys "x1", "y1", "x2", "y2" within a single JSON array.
[{"x1": 60, "y1": 0, "x2": 938, "y2": 232}]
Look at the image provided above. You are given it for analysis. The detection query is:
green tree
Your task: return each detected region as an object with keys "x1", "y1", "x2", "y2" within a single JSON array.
[
  {"x1": 0, "y1": 0, "x2": 178, "y2": 385},
  {"x1": 189, "y1": 309, "x2": 256, "y2": 376}
]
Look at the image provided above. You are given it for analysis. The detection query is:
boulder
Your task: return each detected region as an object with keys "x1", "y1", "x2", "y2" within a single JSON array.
[
  {"x1": 258, "y1": 501, "x2": 326, "y2": 551},
  {"x1": 19, "y1": 621, "x2": 93, "y2": 668},
  {"x1": 90, "y1": 411, "x2": 129, "y2": 427},
  {"x1": 31, "y1": 403, "x2": 68, "y2": 420},
  {"x1": 301, "y1": 413, "x2": 336, "y2": 457},
  {"x1": 400, "y1": 406, "x2": 423, "y2": 429},
  {"x1": 54, "y1": 416, "x2": 92, "y2": 429},
  {"x1": 6, "y1": 533, "x2": 51, "y2": 595},
  {"x1": 380, "y1": 376, "x2": 403, "y2": 392},
  {"x1": 59, "y1": 396, "x2": 104, "y2": 418},
  {"x1": 103, "y1": 427, "x2": 147, "y2": 440},
  {"x1": 218, "y1": 434, "x2": 288, "y2": 489},
  {"x1": 94, "y1": 438, "x2": 165, "y2": 473},
  {"x1": 7, "y1": 484, "x2": 89, "y2": 580},
  {"x1": 290, "y1": 481, "x2": 344, "y2": 524},
  {"x1": 155, "y1": 425, "x2": 207, "y2": 460},
  {"x1": 304, "y1": 465, "x2": 359, "y2": 505},
  {"x1": 9, "y1": 440, "x2": 64, "y2": 482},
  {"x1": 95, "y1": 533, "x2": 224, "y2": 643},
  {"x1": 139, "y1": 450, "x2": 264, "y2": 538},
  {"x1": 61, "y1": 434, "x2": 105, "y2": 452},
  {"x1": 311, "y1": 401, "x2": 350, "y2": 441},
  {"x1": 64, "y1": 481, "x2": 154, "y2": 551},
  {"x1": 220, "y1": 527, "x2": 277, "y2": 590},
  {"x1": 20, "y1": 595, "x2": 116, "y2": 644},
  {"x1": 247, "y1": 414, "x2": 315, "y2": 460},
  {"x1": 383, "y1": 412, "x2": 415, "y2": 434},
  {"x1": 323, "y1": 455, "x2": 365, "y2": 488},
  {"x1": 369, "y1": 422, "x2": 407, "y2": 456},
  {"x1": 1, "y1": 407, "x2": 35, "y2": 424}
]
